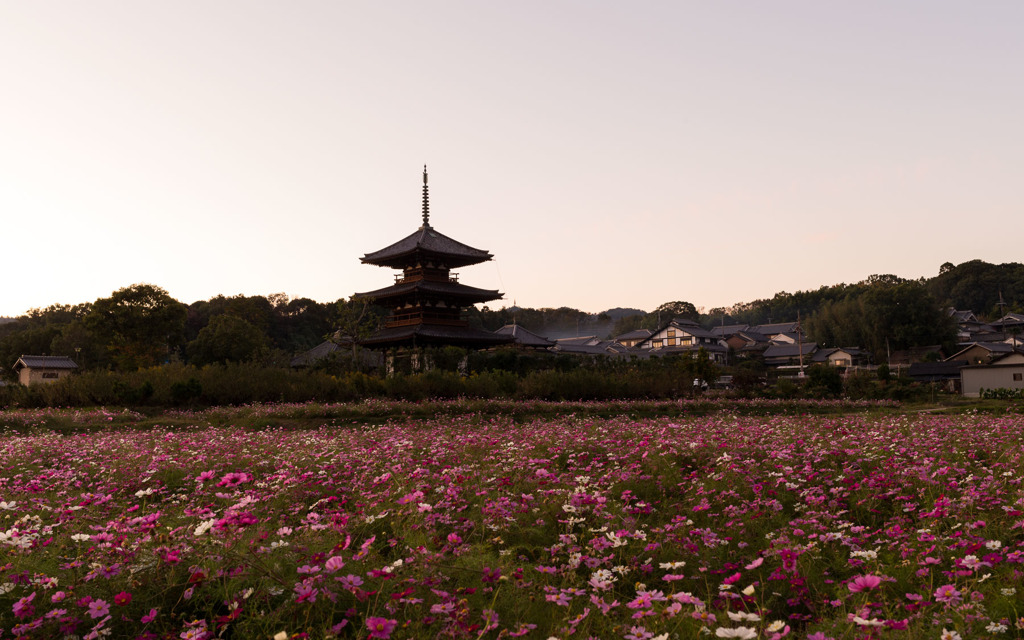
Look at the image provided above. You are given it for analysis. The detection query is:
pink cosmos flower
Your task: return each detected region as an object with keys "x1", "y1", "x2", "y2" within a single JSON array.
[
  {"x1": 12, "y1": 592, "x2": 36, "y2": 619},
  {"x1": 365, "y1": 616, "x2": 398, "y2": 638},
  {"x1": 114, "y1": 591, "x2": 132, "y2": 606},
  {"x1": 217, "y1": 472, "x2": 251, "y2": 487},
  {"x1": 87, "y1": 598, "x2": 110, "y2": 619},
  {"x1": 141, "y1": 608, "x2": 159, "y2": 624},
  {"x1": 294, "y1": 582, "x2": 318, "y2": 603},
  {"x1": 324, "y1": 556, "x2": 346, "y2": 573},
  {"x1": 336, "y1": 574, "x2": 363, "y2": 589},
  {"x1": 934, "y1": 584, "x2": 962, "y2": 604},
  {"x1": 847, "y1": 575, "x2": 882, "y2": 592}
]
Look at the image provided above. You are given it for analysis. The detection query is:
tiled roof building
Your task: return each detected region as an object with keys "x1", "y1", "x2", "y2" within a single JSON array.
[{"x1": 13, "y1": 355, "x2": 78, "y2": 386}]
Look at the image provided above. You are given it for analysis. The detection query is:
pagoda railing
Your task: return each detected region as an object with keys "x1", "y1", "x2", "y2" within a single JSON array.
[
  {"x1": 385, "y1": 311, "x2": 468, "y2": 328},
  {"x1": 394, "y1": 268, "x2": 459, "y2": 284}
]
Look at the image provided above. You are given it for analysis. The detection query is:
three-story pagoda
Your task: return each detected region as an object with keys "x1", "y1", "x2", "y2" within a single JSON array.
[{"x1": 354, "y1": 168, "x2": 512, "y2": 350}]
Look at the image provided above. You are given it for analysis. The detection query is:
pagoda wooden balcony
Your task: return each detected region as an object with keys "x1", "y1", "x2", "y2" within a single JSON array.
[
  {"x1": 394, "y1": 268, "x2": 459, "y2": 285},
  {"x1": 384, "y1": 310, "x2": 468, "y2": 328}
]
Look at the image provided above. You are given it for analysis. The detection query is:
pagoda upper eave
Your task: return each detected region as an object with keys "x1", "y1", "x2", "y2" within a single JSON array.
[{"x1": 361, "y1": 226, "x2": 493, "y2": 269}]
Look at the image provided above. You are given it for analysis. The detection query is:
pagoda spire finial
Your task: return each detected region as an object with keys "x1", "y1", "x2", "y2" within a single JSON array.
[{"x1": 421, "y1": 165, "x2": 430, "y2": 228}]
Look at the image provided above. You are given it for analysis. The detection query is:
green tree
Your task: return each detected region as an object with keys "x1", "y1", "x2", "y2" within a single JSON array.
[
  {"x1": 333, "y1": 297, "x2": 388, "y2": 369},
  {"x1": 187, "y1": 315, "x2": 269, "y2": 365},
  {"x1": 654, "y1": 301, "x2": 700, "y2": 323},
  {"x1": 807, "y1": 363, "x2": 843, "y2": 398},
  {"x1": 84, "y1": 284, "x2": 187, "y2": 370},
  {"x1": 49, "y1": 321, "x2": 106, "y2": 370},
  {"x1": 805, "y1": 278, "x2": 956, "y2": 356}
]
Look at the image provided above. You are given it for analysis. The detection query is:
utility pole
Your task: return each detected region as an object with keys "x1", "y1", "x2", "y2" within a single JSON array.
[
  {"x1": 797, "y1": 312, "x2": 805, "y2": 378},
  {"x1": 997, "y1": 290, "x2": 1007, "y2": 340}
]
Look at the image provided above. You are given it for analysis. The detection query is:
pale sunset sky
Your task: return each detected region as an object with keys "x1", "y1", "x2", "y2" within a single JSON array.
[{"x1": 2, "y1": 2, "x2": 1021, "y2": 317}]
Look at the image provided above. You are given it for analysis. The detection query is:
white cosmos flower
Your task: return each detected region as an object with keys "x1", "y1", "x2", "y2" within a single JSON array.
[
  {"x1": 193, "y1": 519, "x2": 216, "y2": 536},
  {"x1": 715, "y1": 627, "x2": 757, "y2": 639}
]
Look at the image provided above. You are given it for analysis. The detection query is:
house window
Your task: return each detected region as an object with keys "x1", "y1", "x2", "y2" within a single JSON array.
[
  {"x1": 681, "y1": 337, "x2": 692, "y2": 345},
  {"x1": 42, "y1": 372, "x2": 59, "y2": 379},
  {"x1": 667, "y1": 330, "x2": 676, "y2": 338},
  {"x1": 667, "y1": 338, "x2": 676, "y2": 346},
  {"x1": 652, "y1": 339, "x2": 662, "y2": 348},
  {"x1": 1014, "y1": 373, "x2": 1023, "y2": 382}
]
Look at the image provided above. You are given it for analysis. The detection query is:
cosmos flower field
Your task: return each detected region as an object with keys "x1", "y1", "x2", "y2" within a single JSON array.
[{"x1": 2, "y1": 403, "x2": 1023, "y2": 639}]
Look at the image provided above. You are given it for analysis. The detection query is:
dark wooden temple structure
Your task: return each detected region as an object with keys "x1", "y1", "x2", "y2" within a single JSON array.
[{"x1": 354, "y1": 168, "x2": 512, "y2": 353}]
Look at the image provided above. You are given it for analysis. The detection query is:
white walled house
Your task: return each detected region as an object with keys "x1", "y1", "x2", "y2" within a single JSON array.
[
  {"x1": 960, "y1": 352, "x2": 1024, "y2": 397},
  {"x1": 13, "y1": 355, "x2": 78, "y2": 386},
  {"x1": 635, "y1": 319, "x2": 728, "y2": 363}
]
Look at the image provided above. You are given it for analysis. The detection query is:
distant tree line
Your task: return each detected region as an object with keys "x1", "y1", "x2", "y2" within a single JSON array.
[
  {"x1": 2, "y1": 260, "x2": 1022, "y2": 383},
  {"x1": 0, "y1": 284, "x2": 388, "y2": 380}
]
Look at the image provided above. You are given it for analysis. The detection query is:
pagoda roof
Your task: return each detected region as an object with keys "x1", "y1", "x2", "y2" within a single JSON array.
[
  {"x1": 359, "y1": 324, "x2": 513, "y2": 349},
  {"x1": 361, "y1": 225, "x2": 493, "y2": 269},
  {"x1": 354, "y1": 279, "x2": 502, "y2": 304}
]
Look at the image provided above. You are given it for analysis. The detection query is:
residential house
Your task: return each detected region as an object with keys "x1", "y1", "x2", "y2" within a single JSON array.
[
  {"x1": 635, "y1": 318, "x2": 729, "y2": 363},
  {"x1": 960, "y1": 352, "x2": 1024, "y2": 397},
  {"x1": 551, "y1": 338, "x2": 631, "y2": 357},
  {"x1": 995, "y1": 313, "x2": 1024, "y2": 332},
  {"x1": 750, "y1": 322, "x2": 799, "y2": 340},
  {"x1": 553, "y1": 336, "x2": 603, "y2": 348},
  {"x1": 709, "y1": 324, "x2": 750, "y2": 338},
  {"x1": 493, "y1": 324, "x2": 555, "y2": 350},
  {"x1": 812, "y1": 347, "x2": 870, "y2": 368},
  {"x1": 12, "y1": 355, "x2": 78, "y2": 385},
  {"x1": 768, "y1": 331, "x2": 801, "y2": 345},
  {"x1": 612, "y1": 328, "x2": 652, "y2": 348},
  {"x1": 945, "y1": 342, "x2": 1019, "y2": 366},
  {"x1": 909, "y1": 360, "x2": 967, "y2": 393},
  {"x1": 763, "y1": 342, "x2": 818, "y2": 368},
  {"x1": 948, "y1": 309, "x2": 989, "y2": 343},
  {"x1": 724, "y1": 330, "x2": 771, "y2": 358}
]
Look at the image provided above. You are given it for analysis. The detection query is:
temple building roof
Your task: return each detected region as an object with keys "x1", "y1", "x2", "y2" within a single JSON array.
[
  {"x1": 360, "y1": 225, "x2": 493, "y2": 269},
  {"x1": 359, "y1": 323, "x2": 511, "y2": 348},
  {"x1": 360, "y1": 165, "x2": 493, "y2": 269},
  {"x1": 354, "y1": 279, "x2": 501, "y2": 304}
]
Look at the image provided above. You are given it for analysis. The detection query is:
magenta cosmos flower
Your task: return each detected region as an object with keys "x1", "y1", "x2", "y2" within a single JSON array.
[
  {"x1": 934, "y1": 584, "x2": 962, "y2": 604},
  {"x1": 848, "y1": 575, "x2": 882, "y2": 592},
  {"x1": 366, "y1": 617, "x2": 398, "y2": 638}
]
